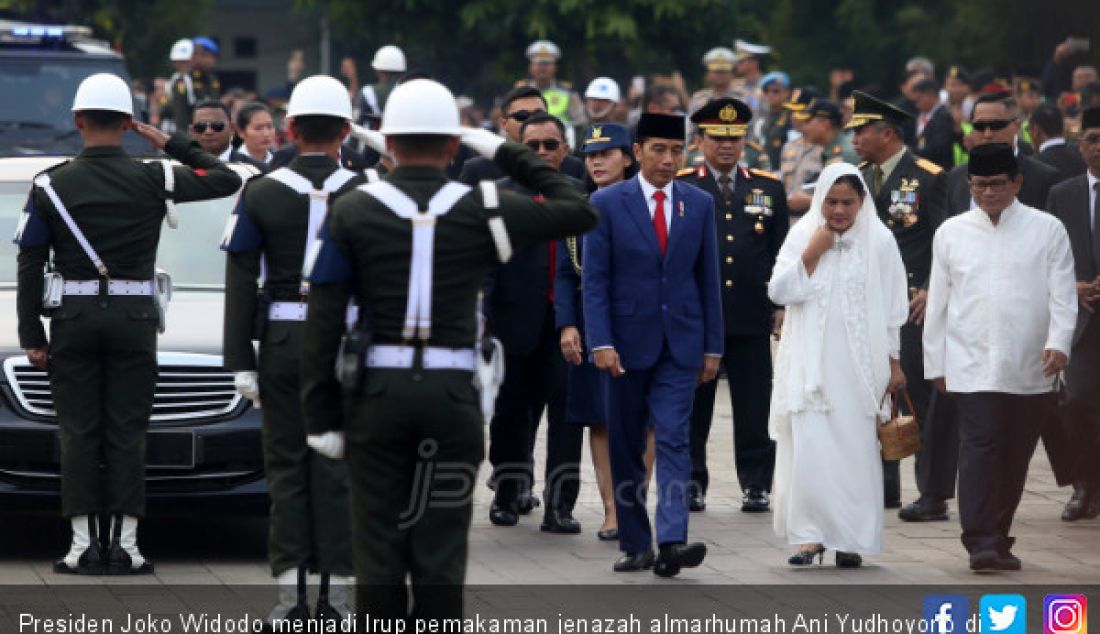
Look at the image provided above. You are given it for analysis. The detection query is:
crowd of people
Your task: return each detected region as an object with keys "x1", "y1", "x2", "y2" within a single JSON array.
[{"x1": 14, "y1": 29, "x2": 1100, "y2": 629}]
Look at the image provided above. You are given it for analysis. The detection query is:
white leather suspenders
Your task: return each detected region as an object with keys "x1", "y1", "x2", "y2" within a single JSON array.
[
  {"x1": 159, "y1": 160, "x2": 178, "y2": 229},
  {"x1": 32, "y1": 173, "x2": 109, "y2": 278},
  {"x1": 479, "y1": 180, "x2": 512, "y2": 263},
  {"x1": 264, "y1": 166, "x2": 357, "y2": 295},
  {"x1": 359, "y1": 180, "x2": 471, "y2": 340}
]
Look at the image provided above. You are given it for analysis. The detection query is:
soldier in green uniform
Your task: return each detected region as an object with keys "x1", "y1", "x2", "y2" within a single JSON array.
[
  {"x1": 755, "y1": 72, "x2": 792, "y2": 169},
  {"x1": 15, "y1": 73, "x2": 240, "y2": 575},
  {"x1": 358, "y1": 45, "x2": 405, "y2": 125},
  {"x1": 221, "y1": 75, "x2": 364, "y2": 629},
  {"x1": 522, "y1": 40, "x2": 585, "y2": 146},
  {"x1": 848, "y1": 90, "x2": 947, "y2": 513},
  {"x1": 171, "y1": 36, "x2": 222, "y2": 134},
  {"x1": 300, "y1": 79, "x2": 597, "y2": 621},
  {"x1": 802, "y1": 99, "x2": 860, "y2": 166},
  {"x1": 676, "y1": 98, "x2": 789, "y2": 514}
]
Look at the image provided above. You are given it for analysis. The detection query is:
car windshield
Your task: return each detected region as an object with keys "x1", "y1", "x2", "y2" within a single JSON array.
[
  {"x1": 0, "y1": 57, "x2": 125, "y2": 130},
  {"x1": 0, "y1": 56, "x2": 144, "y2": 157},
  {"x1": 0, "y1": 180, "x2": 235, "y2": 288}
]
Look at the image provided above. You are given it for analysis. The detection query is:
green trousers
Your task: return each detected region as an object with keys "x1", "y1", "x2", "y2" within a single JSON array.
[
  {"x1": 347, "y1": 367, "x2": 484, "y2": 622},
  {"x1": 258, "y1": 322, "x2": 353, "y2": 576},
  {"x1": 49, "y1": 297, "x2": 158, "y2": 518}
]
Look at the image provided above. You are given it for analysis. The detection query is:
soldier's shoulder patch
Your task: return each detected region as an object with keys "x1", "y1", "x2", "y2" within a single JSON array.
[
  {"x1": 676, "y1": 167, "x2": 697, "y2": 178},
  {"x1": 915, "y1": 157, "x2": 944, "y2": 175},
  {"x1": 749, "y1": 168, "x2": 780, "y2": 181}
]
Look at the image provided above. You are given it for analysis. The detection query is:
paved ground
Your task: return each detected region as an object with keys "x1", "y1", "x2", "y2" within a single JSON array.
[{"x1": 1, "y1": 378, "x2": 1098, "y2": 587}]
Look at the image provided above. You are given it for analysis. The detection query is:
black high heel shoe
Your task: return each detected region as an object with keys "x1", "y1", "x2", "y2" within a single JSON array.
[{"x1": 788, "y1": 545, "x2": 826, "y2": 566}]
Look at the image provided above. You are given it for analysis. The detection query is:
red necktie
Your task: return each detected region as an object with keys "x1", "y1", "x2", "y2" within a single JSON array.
[{"x1": 653, "y1": 190, "x2": 668, "y2": 255}]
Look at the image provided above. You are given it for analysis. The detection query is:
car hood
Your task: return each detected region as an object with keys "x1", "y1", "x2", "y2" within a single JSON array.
[{"x1": 0, "y1": 287, "x2": 226, "y2": 357}]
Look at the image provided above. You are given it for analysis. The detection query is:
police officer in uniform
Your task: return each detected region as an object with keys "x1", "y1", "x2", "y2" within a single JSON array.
[
  {"x1": 521, "y1": 40, "x2": 585, "y2": 146},
  {"x1": 848, "y1": 91, "x2": 948, "y2": 513},
  {"x1": 157, "y1": 38, "x2": 194, "y2": 133},
  {"x1": 15, "y1": 73, "x2": 241, "y2": 575},
  {"x1": 779, "y1": 88, "x2": 824, "y2": 217},
  {"x1": 689, "y1": 47, "x2": 743, "y2": 115},
  {"x1": 300, "y1": 79, "x2": 596, "y2": 621},
  {"x1": 170, "y1": 36, "x2": 222, "y2": 135},
  {"x1": 677, "y1": 98, "x2": 789, "y2": 513},
  {"x1": 221, "y1": 76, "x2": 362, "y2": 629}
]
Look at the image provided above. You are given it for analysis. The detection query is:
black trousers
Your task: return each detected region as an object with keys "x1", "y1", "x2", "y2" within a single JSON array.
[
  {"x1": 955, "y1": 391, "x2": 1052, "y2": 554},
  {"x1": 50, "y1": 297, "x2": 158, "y2": 518},
  {"x1": 688, "y1": 333, "x2": 775, "y2": 495},
  {"x1": 488, "y1": 305, "x2": 579, "y2": 512},
  {"x1": 347, "y1": 368, "x2": 484, "y2": 622},
  {"x1": 1062, "y1": 323, "x2": 1100, "y2": 488},
  {"x1": 894, "y1": 321, "x2": 937, "y2": 503}
]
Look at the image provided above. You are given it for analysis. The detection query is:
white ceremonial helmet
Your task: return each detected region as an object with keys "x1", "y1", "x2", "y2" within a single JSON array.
[
  {"x1": 585, "y1": 77, "x2": 621, "y2": 102},
  {"x1": 72, "y1": 73, "x2": 133, "y2": 115},
  {"x1": 169, "y1": 38, "x2": 194, "y2": 62},
  {"x1": 380, "y1": 79, "x2": 462, "y2": 136},
  {"x1": 372, "y1": 45, "x2": 407, "y2": 72},
  {"x1": 286, "y1": 75, "x2": 353, "y2": 120}
]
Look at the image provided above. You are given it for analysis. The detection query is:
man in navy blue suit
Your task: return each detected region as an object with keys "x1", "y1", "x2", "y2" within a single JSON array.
[{"x1": 583, "y1": 112, "x2": 723, "y2": 576}]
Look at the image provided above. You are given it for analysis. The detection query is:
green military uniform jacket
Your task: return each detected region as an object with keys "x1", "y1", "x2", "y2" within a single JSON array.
[
  {"x1": 171, "y1": 68, "x2": 222, "y2": 132},
  {"x1": 299, "y1": 142, "x2": 598, "y2": 434},
  {"x1": 221, "y1": 154, "x2": 366, "y2": 371},
  {"x1": 16, "y1": 134, "x2": 242, "y2": 348},
  {"x1": 821, "y1": 131, "x2": 860, "y2": 166}
]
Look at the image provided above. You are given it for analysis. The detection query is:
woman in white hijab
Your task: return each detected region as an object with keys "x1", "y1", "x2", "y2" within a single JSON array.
[{"x1": 768, "y1": 162, "x2": 908, "y2": 568}]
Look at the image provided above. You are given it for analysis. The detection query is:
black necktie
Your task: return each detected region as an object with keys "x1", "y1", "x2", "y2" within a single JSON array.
[{"x1": 718, "y1": 173, "x2": 734, "y2": 205}]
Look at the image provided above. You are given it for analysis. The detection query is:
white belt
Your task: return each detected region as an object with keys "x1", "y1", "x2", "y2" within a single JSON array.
[
  {"x1": 365, "y1": 345, "x2": 476, "y2": 371},
  {"x1": 268, "y1": 301, "x2": 361, "y2": 324},
  {"x1": 63, "y1": 279, "x2": 154, "y2": 296},
  {"x1": 268, "y1": 301, "x2": 308, "y2": 321}
]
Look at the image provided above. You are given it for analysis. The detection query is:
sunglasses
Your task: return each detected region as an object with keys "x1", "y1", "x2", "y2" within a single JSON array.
[
  {"x1": 192, "y1": 121, "x2": 226, "y2": 133},
  {"x1": 971, "y1": 119, "x2": 1014, "y2": 132},
  {"x1": 505, "y1": 108, "x2": 545, "y2": 122},
  {"x1": 525, "y1": 138, "x2": 562, "y2": 151}
]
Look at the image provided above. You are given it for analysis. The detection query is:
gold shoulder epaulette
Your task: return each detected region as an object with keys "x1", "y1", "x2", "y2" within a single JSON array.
[
  {"x1": 749, "y1": 168, "x2": 780, "y2": 181},
  {"x1": 915, "y1": 157, "x2": 944, "y2": 175},
  {"x1": 748, "y1": 141, "x2": 764, "y2": 152},
  {"x1": 676, "y1": 167, "x2": 696, "y2": 177}
]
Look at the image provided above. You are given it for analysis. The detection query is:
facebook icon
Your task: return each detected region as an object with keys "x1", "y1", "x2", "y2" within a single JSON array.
[{"x1": 924, "y1": 595, "x2": 969, "y2": 634}]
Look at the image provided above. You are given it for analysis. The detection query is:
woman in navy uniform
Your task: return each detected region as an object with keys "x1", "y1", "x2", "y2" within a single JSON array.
[{"x1": 556, "y1": 123, "x2": 652, "y2": 541}]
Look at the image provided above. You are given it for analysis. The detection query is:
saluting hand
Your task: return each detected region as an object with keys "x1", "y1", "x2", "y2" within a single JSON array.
[{"x1": 132, "y1": 121, "x2": 170, "y2": 151}]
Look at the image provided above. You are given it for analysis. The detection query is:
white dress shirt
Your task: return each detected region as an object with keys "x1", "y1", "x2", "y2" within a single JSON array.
[
  {"x1": 923, "y1": 200, "x2": 1077, "y2": 394},
  {"x1": 637, "y1": 173, "x2": 673, "y2": 233},
  {"x1": 1039, "y1": 137, "x2": 1066, "y2": 153},
  {"x1": 218, "y1": 147, "x2": 233, "y2": 161}
]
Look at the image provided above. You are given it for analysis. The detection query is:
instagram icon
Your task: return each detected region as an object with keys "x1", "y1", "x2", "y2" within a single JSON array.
[{"x1": 1045, "y1": 595, "x2": 1088, "y2": 634}]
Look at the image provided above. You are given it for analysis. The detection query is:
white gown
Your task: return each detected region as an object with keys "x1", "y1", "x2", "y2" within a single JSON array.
[{"x1": 780, "y1": 253, "x2": 884, "y2": 553}]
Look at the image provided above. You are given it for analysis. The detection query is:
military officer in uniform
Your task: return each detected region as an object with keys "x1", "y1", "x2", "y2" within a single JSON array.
[
  {"x1": 779, "y1": 88, "x2": 824, "y2": 217},
  {"x1": 357, "y1": 45, "x2": 405, "y2": 126},
  {"x1": 689, "y1": 47, "x2": 743, "y2": 115},
  {"x1": 754, "y1": 72, "x2": 792, "y2": 169},
  {"x1": 15, "y1": 73, "x2": 240, "y2": 575},
  {"x1": 221, "y1": 76, "x2": 362, "y2": 629},
  {"x1": 802, "y1": 99, "x2": 860, "y2": 167},
  {"x1": 157, "y1": 38, "x2": 193, "y2": 133},
  {"x1": 848, "y1": 90, "x2": 948, "y2": 513},
  {"x1": 170, "y1": 36, "x2": 221, "y2": 135},
  {"x1": 300, "y1": 79, "x2": 596, "y2": 621},
  {"x1": 677, "y1": 98, "x2": 789, "y2": 513}
]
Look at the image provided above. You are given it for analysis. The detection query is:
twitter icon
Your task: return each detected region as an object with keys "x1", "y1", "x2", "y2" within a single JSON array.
[{"x1": 982, "y1": 594, "x2": 1027, "y2": 634}]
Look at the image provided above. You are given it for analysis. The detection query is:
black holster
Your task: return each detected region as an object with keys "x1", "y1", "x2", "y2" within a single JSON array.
[{"x1": 335, "y1": 324, "x2": 371, "y2": 394}]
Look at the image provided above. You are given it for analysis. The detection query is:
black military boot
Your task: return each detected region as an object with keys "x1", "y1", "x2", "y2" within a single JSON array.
[
  {"x1": 105, "y1": 514, "x2": 154, "y2": 575},
  {"x1": 53, "y1": 515, "x2": 104, "y2": 575}
]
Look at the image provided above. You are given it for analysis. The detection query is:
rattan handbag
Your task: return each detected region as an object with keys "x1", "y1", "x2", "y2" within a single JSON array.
[{"x1": 877, "y1": 389, "x2": 921, "y2": 460}]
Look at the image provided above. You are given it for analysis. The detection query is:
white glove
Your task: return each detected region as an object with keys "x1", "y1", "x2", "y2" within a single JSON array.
[
  {"x1": 460, "y1": 127, "x2": 506, "y2": 159},
  {"x1": 307, "y1": 431, "x2": 346, "y2": 460},
  {"x1": 233, "y1": 371, "x2": 260, "y2": 408},
  {"x1": 349, "y1": 123, "x2": 390, "y2": 157}
]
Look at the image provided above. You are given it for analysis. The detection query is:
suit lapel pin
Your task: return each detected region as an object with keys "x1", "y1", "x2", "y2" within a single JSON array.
[{"x1": 678, "y1": 201, "x2": 685, "y2": 217}]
